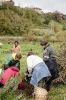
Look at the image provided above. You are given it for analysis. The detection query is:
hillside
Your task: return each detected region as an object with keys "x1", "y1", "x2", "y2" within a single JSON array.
[{"x1": 0, "y1": 0, "x2": 66, "y2": 36}]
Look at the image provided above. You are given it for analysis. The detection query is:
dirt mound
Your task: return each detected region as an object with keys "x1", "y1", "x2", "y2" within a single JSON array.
[
  {"x1": 23, "y1": 80, "x2": 34, "y2": 95},
  {"x1": 16, "y1": 80, "x2": 34, "y2": 97}
]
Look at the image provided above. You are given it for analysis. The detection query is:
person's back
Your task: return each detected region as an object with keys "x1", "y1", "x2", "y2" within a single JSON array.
[
  {"x1": 43, "y1": 44, "x2": 56, "y2": 61},
  {"x1": 40, "y1": 40, "x2": 59, "y2": 80},
  {"x1": 26, "y1": 51, "x2": 51, "y2": 90},
  {"x1": 3, "y1": 53, "x2": 22, "y2": 70},
  {"x1": 27, "y1": 55, "x2": 43, "y2": 70}
]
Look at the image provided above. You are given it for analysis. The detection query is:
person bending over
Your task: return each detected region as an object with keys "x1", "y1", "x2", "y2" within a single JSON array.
[
  {"x1": 3, "y1": 52, "x2": 22, "y2": 70},
  {"x1": 26, "y1": 51, "x2": 52, "y2": 91}
]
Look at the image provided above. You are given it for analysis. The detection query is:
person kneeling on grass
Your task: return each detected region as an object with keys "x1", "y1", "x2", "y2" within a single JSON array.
[
  {"x1": 0, "y1": 53, "x2": 24, "y2": 89},
  {"x1": 26, "y1": 51, "x2": 52, "y2": 91},
  {"x1": 3, "y1": 52, "x2": 22, "y2": 70}
]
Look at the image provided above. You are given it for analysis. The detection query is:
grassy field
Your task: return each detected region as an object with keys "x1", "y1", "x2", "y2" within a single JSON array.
[{"x1": 0, "y1": 41, "x2": 66, "y2": 100}]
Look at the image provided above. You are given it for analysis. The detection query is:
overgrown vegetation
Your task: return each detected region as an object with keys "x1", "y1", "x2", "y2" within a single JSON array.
[
  {"x1": 53, "y1": 42, "x2": 66, "y2": 84},
  {"x1": 0, "y1": 0, "x2": 66, "y2": 39}
]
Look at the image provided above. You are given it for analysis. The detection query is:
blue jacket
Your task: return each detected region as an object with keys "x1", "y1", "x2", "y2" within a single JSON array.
[{"x1": 30, "y1": 62, "x2": 51, "y2": 86}]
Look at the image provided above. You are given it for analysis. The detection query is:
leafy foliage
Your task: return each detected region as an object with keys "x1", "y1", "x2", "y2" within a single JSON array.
[
  {"x1": 0, "y1": 1, "x2": 66, "y2": 36},
  {"x1": 52, "y1": 42, "x2": 66, "y2": 85}
]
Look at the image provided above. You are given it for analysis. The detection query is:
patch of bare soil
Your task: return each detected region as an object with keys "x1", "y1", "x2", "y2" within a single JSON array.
[
  {"x1": 23, "y1": 80, "x2": 34, "y2": 95},
  {"x1": 16, "y1": 80, "x2": 34, "y2": 96}
]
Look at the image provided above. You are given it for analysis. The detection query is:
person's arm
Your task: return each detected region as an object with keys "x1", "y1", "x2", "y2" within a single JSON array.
[
  {"x1": 3, "y1": 54, "x2": 12, "y2": 70},
  {"x1": 43, "y1": 49, "x2": 50, "y2": 61},
  {"x1": 18, "y1": 45, "x2": 21, "y2": 53},
  {"x1": 15, "y1": 61, "x2": 20, "y2": 70},
  {"x1": 27, "y1": 57, "x2": 33, "y2": 74},
  {"x1": 11, "y1": 46, "x2": 14, "y2": 52}
]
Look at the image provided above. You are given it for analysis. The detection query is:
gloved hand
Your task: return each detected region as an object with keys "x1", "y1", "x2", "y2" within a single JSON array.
[{"x1": 24, "y1": 69, "x2": 32, "y2": 81}]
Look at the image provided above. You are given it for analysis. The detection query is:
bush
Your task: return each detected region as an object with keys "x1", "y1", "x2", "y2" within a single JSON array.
[{"x1": 53, "y1": 42, "x2": 66, "y2": 84}]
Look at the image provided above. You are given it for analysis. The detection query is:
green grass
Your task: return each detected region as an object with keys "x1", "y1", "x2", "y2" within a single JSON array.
[
  {"x1": 49, "y1": 84, "x2": 66, "y2": 100},
  {"x1": 0, "y1": 41, "x2": 66, "y2": 100}
]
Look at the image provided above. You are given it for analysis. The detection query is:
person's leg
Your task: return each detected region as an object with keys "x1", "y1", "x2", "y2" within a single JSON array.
[
  {"x1": 44, "y1": 76, "x2": 52, "y2": 91},
  {"x1": 38, "y1": 78, "x2": 45, "y2": 87},
  {"x1": 38, "y1": 79, "x2": 43, "y2": 87}
]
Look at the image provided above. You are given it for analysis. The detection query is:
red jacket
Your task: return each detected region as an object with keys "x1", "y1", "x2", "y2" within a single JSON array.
[{"x1": 0, "y1": 67, "x2": 19, "y2": 85}]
